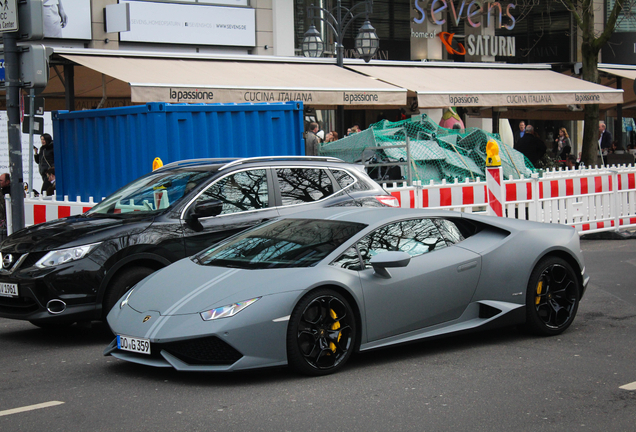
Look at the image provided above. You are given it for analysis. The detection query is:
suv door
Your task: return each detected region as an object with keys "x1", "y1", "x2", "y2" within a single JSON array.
[{"x1": 181, "y1": 168, "x2": 279, "y2": 255}]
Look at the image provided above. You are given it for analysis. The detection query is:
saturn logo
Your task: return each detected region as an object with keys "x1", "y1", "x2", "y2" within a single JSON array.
[
  {"x1": 439, "y1": 32, "x2": 466, "y2": 55},
  {"x1": 143, "y1": 316, "x2": 151, "y2": 323}
]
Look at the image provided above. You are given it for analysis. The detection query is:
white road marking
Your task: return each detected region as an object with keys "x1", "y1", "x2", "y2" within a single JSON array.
[
  {"x1": 619, "y1": 381, "x2": 636, "y2": 391},
  {"x1": 0, "y1": 401, "x2": 65, "y2": 417}
]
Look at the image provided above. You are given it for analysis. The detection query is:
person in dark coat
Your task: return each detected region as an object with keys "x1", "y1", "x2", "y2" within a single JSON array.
[
  {"x1": 599, "y1": 121, "x2": 612, "y2": 154},
  {"x1": 515, "y1": 125, "x2": 546, "y2": 168},
  {"x1": 35, "y1": 133, "x2": 55, "y2": 193},
  {"x1": 513, "y1": 121, "x2": 526, "y2": 146}
]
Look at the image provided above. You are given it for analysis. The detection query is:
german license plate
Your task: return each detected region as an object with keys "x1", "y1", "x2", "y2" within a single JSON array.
[
  {"x1": 117, "y1": 335, "x2": 151, "y2": 355},
  {"x1": 0, "y1": 282, "x2": 18, "y2": 298}
]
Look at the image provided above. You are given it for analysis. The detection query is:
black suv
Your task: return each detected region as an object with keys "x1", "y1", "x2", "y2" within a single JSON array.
[{"x1": 0, "y1": 157, "x2": 398, "y2": 327}]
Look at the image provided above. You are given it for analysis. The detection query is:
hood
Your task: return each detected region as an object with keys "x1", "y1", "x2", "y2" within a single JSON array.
[
  {"x1": 0, "y1": 215, "x2": 153, "y2": 253},
  {"x1": 128, "y1": 258, "x2": 310, "y2": 316}
]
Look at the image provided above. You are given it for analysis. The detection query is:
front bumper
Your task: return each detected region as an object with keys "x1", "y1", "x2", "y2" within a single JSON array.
[
  {"x1": 105, "y1": 291, "x2": 298, "y2": 371},
  {"x1": 0, "y1": 254, "x2": 104, "y2": 323}
]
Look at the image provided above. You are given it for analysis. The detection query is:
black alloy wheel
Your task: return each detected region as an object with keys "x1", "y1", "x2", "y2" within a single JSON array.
[
  {"x1": 525, "y1": 257, "x2": 580, "y2": 336},
  {"x1": 287, "y1": 289, "x2": 356, "y2": 376}
]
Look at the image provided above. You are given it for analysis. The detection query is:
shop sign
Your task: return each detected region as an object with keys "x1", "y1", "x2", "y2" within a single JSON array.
[
  {"x1": 413, "y1": 0, "x2": 516, "y2": 30},
  {"x1": 120, "y1": 1, "x2": 255, "y2": 47},
  {"x1": 136, "y1": 87, "x2": 406, "y2": 106}
]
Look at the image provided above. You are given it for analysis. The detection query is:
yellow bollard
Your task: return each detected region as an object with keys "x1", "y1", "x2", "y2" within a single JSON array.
[
  {"x1": 486, "y1": 139, "x2": 502, "y2": 167},
  {"x1": 152, "y1": 157, "x2": 163, "y2": 171}
]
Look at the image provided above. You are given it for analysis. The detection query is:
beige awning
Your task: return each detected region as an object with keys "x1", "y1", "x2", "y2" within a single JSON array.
[
  {"x1": 59, "y1": 55, "x2": 407, "y2": 107},
  {"x1": 599, "y1": 66, "x2": 636, "y2": 81},
  {"x1": 346, "y1": 64, "x2": 624, "y2": 108}
]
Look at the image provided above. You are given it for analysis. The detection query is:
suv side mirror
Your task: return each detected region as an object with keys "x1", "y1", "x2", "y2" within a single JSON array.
[
  {"x1": 185, "y1": 199, "x2": 223, "y2": 231},
  {"x1": 193, "y1": 199, "x2": 223, "y2": 219},
  {"x1": 369, "y1": 251, "x2": 411, "y2": 278}
]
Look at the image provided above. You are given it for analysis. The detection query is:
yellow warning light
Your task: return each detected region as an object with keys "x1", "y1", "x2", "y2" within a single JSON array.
[
  {"x1": 486, "y1": 140, "x2": 502, "y2": 167},
  {"x1": 152, "y1": 157, "x2": 163, "y2": 171}
]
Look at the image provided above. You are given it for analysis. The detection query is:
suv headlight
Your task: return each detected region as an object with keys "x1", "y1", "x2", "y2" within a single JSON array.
[{"x1": 35, "y1": 243, "x2": 101, "y2": 268}]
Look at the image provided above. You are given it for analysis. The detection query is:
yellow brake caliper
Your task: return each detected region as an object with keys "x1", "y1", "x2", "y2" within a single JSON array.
[
  {"x1": 535, "y1": 280, "x2": 543, "y2": 305},
  {"x1": 329, "y1": 309, "x2": 341, "y2": 353}
]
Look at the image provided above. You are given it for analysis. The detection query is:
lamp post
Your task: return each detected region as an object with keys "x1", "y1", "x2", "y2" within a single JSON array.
[{"x1": 302, "y1": 0, "x2": 379, "y2": 135}]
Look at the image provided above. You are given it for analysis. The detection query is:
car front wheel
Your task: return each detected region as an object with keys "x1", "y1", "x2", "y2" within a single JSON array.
[
  {"x1": 524, "y1": 257, "x2": 580, "y2": 336},
  {"x1": 287, "y1": 289, "x2": 356, "y2": 376}
]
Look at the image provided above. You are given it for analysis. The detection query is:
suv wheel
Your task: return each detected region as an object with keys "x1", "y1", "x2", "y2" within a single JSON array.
[{"x1": 103, "y1": 267, "x2": 156, "y2": 319}]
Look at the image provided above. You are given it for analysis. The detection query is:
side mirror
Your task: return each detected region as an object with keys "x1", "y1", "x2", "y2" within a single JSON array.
[
  {"x1": 369, "y1": 251, "x2": 411, "y2": 278},
  {"x1": 193, "y1": 199, "x2": 223, "y2": 219},
  {"x1": 184, "y1": 199, "x2": 223, "y2": 231}
]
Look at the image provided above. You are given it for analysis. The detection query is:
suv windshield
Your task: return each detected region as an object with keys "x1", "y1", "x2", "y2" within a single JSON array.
[
  {"x1": 87, "y1": 168, "x2": 217, "y2": 216},
  {"x1": 194, "y1": 218, "x2": 367, "y2": 269}
]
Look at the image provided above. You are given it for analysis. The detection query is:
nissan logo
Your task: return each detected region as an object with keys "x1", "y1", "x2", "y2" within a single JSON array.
[{"x1": 2, "y1": 253, "x2": 13, "y2": 269}]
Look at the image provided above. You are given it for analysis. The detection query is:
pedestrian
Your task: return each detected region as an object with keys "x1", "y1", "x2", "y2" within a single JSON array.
[
  {"x1": 35, "y1": 133, "x2": 55, "y2": 193},
  {"x1": 0, "y1": 173, "x2": 10, "y2": 196},
  {"x1": 565, "y1": 155, "x2": 578, "y2": 170},
  {"x1": 0, "y1": 173, "x2": 8, "y2": 240},
  {"x1": 316, "y1": 130, "x2": 325, "y2": 143},
  {"x1": 305, "y1": 122, "x2": 320, "y2": 156},
  {"x1": 515, "y1": 125, "x2": 546, "y2": 168},
  {"x1": 324, "y1": 131, "x2": 339, "y2": 143},
  {"x1": 513, "y1": 121, "x2": 526, "y2": 146},
  {"x1": 554, "y1": 127, "x2": 572, "y2": 160},
  {"x1": 44, "y1": 168, "x2": 56, "y2": 196},
  {"x1": 599, "y1": 121, "x2": 612, "y2": 155}
]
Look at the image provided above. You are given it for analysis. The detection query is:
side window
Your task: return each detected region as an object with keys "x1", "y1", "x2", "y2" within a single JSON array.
[
  {"x1": 331, "y1": 246, "x2": 362, "y2": 271},
  {"x1": 357, "y1": 218, "x2": 446, "y2": 267},
  {"x1": 276, "y1": 168, "x2": 334, "y2": 206},
  {"x1": 195, "y1": 169, "x2": 268, "y2": 215},
  {"x1": 433, "y1": 218, "x2": 465, "y2": 246},
  {"x1": 331, "y1": 169, "x2": 356, "y2": 189}
]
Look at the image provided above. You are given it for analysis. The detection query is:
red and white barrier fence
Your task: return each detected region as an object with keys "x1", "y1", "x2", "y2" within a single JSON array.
[
  {"x1": 383, "y1": 164, "x2": 636, "y2": 235},
  {"x1": 6, "y1": 195, "x2": 98, "y2": 235},
  {"x1": 5, "y1": 165, "x2": 636, "y2": 236}
]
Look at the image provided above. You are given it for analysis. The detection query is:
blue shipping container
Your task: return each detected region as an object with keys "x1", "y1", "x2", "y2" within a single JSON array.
[{"x1": 52, "y1": 101, "x2": 305, "y2": 201}]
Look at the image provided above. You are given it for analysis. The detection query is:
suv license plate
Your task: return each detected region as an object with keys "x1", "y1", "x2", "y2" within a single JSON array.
[
  {"x1": 0, "y1": 283, "x2": 18, "y2": 298},
  {"x1": 117, "y1": 335, "x2": 151, "y2": 355}
]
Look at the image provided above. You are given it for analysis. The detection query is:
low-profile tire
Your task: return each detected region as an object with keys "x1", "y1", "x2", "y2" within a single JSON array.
[
  {"x1": 524, "y1": 256, "x2": 580, "y2": 336},
  {"x1": 102, "y1": 267, "x2": 156, "y2": 319},
  {"x1": 287, "y1": 289, "x2": 357, "y2": 376}
]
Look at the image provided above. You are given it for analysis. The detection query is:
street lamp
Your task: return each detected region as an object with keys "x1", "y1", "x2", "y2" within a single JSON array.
[{"x1": 302, "y1": 0, "x2": 379, "y2": 135}]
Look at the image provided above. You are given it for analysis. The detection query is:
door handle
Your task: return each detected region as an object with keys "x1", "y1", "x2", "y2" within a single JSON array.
[{"x1": 457, "y1": 261, "x2": 478, "y2": 272}]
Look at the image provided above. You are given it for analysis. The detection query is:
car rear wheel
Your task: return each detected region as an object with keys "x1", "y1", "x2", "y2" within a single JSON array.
[
  {"x1": 524, "y1": 257, "x2": 580, "y2": 336},
  {"x1": 102, "y1": 267, "x2": 156, "y2": 319},
  {"x1": 287, "y1": 289, "x2": 356, "y2": 376}
]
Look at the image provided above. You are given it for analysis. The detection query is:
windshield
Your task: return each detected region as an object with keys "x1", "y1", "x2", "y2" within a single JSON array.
[
  {"x1": 195, "y1": 218, "x2": 367, "y2": 269},
  {"x1": 86, "y1": 168, "x2": 217, "y2": 216}
]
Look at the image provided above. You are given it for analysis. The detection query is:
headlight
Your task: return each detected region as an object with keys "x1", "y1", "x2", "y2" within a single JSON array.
[
  {"x1": 200, "y1": 297, "x2": 260, "y2": 321},
  {"x1": 35, "y1": 243, "x2": 101, "y2": 268},
  {"x1": 120, "y1": 288, "x2": 135, "y2": 309}
]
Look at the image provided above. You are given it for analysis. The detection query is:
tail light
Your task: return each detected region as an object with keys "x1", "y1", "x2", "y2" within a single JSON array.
[{"x1": 375, "y1": 195, "x2": 400, "y2": 207}]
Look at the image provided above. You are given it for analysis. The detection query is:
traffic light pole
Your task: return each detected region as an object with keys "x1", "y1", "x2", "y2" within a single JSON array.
[{"x1": 3, "y1": 31, "x2": 26, "y2": 231}]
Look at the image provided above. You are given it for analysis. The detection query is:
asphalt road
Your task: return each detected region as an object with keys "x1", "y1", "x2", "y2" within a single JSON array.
[{"x1": 1, "y1": 238, "x2": 635, "y2": 432}]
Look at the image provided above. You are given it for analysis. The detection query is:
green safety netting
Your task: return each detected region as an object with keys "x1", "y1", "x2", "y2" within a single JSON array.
[{"x1": 318, "y1": 115, "x2": 536, "y2": 184}]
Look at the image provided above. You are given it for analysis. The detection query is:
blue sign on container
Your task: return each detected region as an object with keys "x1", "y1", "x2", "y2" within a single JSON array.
[
  {"x1": 52, "y1": 101, "x2": 306, "y2": 201},
  {"x1": 0, "y1": 59, "x2": 5, "y2": 82}
]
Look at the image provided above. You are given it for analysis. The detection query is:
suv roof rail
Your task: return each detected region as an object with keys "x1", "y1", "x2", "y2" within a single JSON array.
[
  {"x1": 219, "y1": 156, "x2": 345, "y2": 171},
  {"x1": 161, "y1": 158, "x2": 238, "y2": 169}
]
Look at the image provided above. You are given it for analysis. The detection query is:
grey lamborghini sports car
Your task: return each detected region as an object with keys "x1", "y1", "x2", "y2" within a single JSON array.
[{"x1": 105, "y1": 207, "x2": 589, "y2": 375}]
